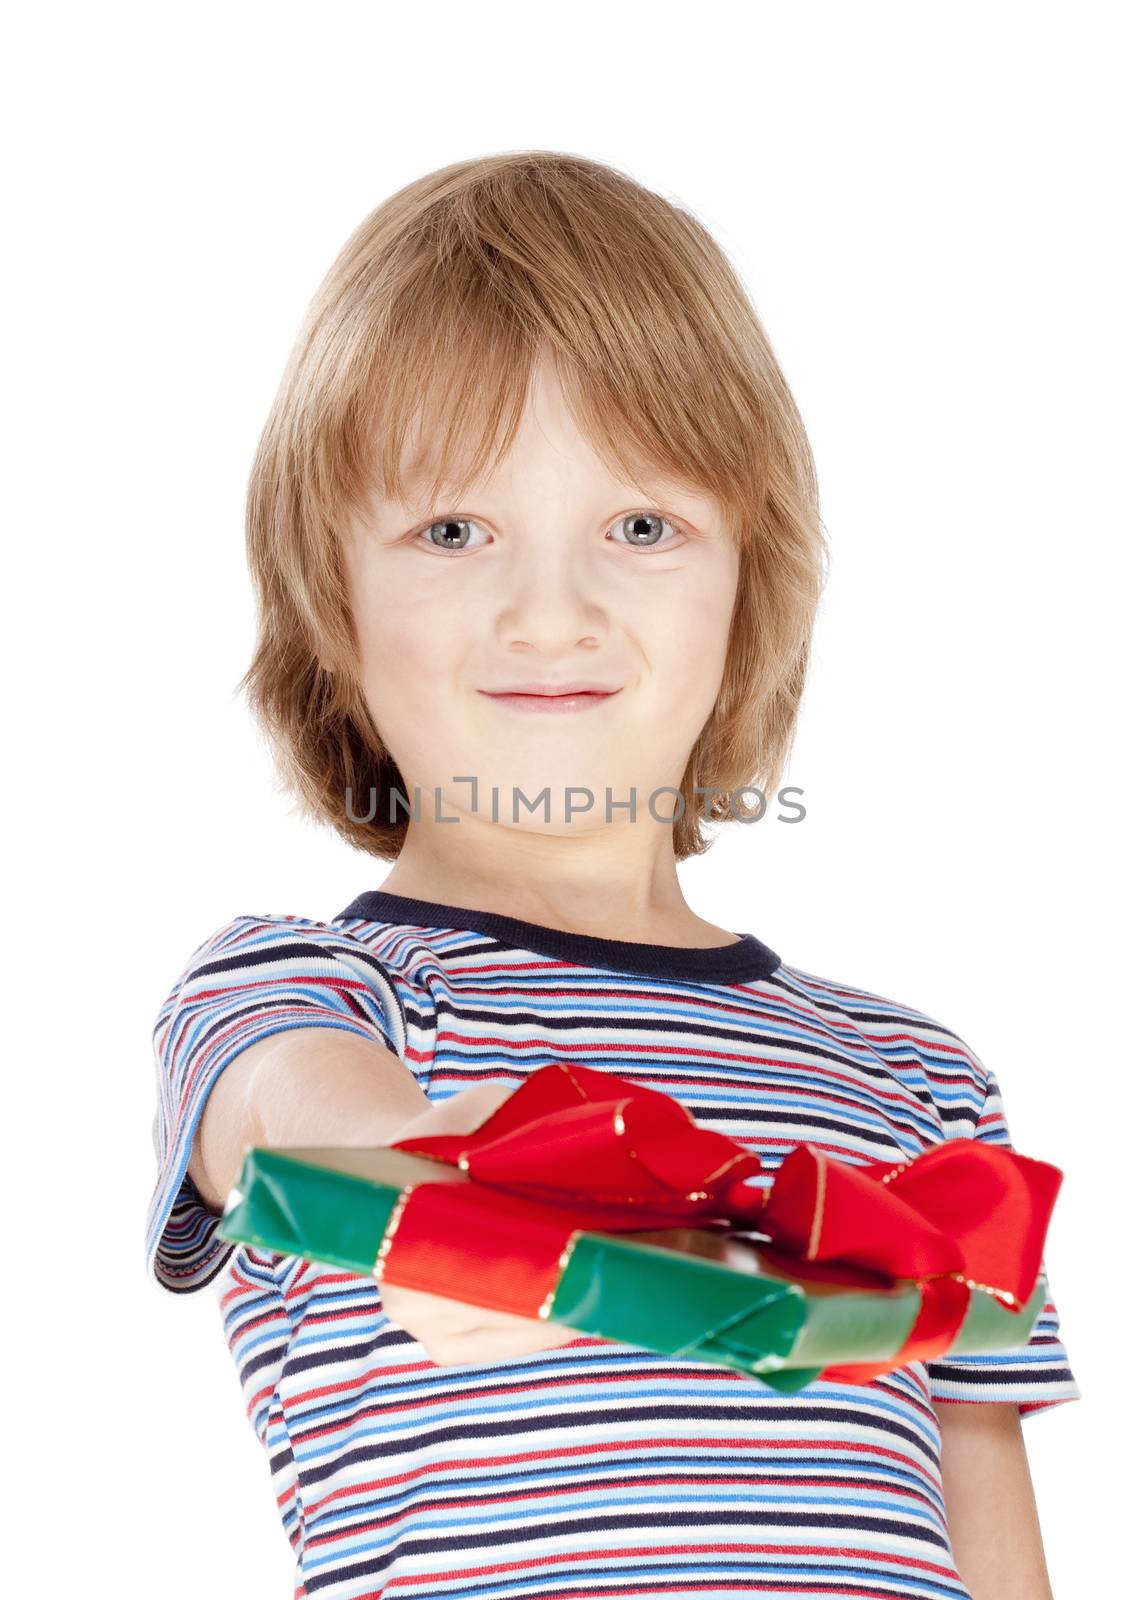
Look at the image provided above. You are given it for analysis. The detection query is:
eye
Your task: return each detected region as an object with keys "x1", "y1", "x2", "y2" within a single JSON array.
[
  {"x1": 606, "y1": 511, "x2": 686, "y2": 551},
  {"x1": 415, "y1": 516, "x2": 492, "y2": 553},
  {"x1": 412, "y1": 510, "x2": 687, "y2": 552}
]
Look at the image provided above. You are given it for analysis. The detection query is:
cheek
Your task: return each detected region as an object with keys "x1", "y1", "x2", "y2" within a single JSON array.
[
  {"x1": 355, "y1": 610, "x2": 454, "y2": 775},
  {"x1": 647, "y1": 569, "x2": 738, "y2": 695},
  {"x1": 358, "y1": 605, "x2": 416, "y2": 681},
  {"x1": 351, "y1": 567, "x2": 474, "y2": 750},
  {"x1": 350, "y1": 556, "x2": 446, "y2": 683}
]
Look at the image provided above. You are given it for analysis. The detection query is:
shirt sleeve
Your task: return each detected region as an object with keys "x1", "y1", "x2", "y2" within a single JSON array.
[
  {"x1": 144, "y1": 913, "x2": 416, "y2": 1296},
  {"x1": 926, "y1": 1059, "x2": 1080, "y2": 1417}
]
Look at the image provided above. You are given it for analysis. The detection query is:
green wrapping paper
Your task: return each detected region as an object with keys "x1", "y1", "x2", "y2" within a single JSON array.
[{"x1": 217, "y1": 1143, "x2": 1047, "y2": 1392}]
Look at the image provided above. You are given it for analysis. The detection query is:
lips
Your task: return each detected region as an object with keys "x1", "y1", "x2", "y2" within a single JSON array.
[
  {"x1": 478, "y1": 686, "x2": 622, "y2": 714},
  {"x1": 480, "y1": 684, "x2": 620, "y2": 697}
]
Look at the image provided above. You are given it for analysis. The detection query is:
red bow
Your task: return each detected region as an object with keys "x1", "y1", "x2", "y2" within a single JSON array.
[{"x1": 390, "y1": 1060, "x2": 1061, "y2": 1382}]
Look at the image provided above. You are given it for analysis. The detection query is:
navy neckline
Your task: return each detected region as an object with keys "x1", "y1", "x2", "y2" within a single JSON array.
[{"x1": 333, "y1": 888, "x2": 782, "y2": 984}]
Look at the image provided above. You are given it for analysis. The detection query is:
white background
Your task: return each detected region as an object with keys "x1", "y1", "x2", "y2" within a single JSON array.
[{"x1": 6, "y1": 3, "x2": 1139, "y2": 1594}]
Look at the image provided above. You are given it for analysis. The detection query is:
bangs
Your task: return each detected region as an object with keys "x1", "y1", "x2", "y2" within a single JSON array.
[{"x1": 314, "y1": 156, "x2": 780, "y2": 540}]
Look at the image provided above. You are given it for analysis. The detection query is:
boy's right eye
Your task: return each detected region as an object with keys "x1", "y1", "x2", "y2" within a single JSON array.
[{"x1": 415, "y1": 517, "x2": 492, "y2": 553}]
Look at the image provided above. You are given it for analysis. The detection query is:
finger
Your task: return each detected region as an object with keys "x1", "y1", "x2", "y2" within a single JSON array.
[
  {"x1": 425, "y1": 1322, "x2": 580, "y2": 1367},
  {"x1": 392, "y1": 1078, "x2": 521, "y2": 1141},
  {"x1": 383, "y1": 1283, "x2": 534, "y2": 1333},
  {"x1": 451, "y1": 1079, "x2": 522, "y2": 1117}
]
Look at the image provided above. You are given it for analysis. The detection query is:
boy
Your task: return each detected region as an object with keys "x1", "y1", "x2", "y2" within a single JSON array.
[{"x1": 148, "y1": 151, "x2": 1077, "y2": 1599}]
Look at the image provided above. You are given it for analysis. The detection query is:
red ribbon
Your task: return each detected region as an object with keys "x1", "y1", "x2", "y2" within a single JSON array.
[{"x1": 389, "y1": 1060, "x2": 1061, "y2": 1382}]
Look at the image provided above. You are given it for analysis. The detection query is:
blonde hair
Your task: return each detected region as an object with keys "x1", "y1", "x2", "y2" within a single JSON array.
[{"x1": 238, "y1": 150, "x2": 829, "y2": 861}]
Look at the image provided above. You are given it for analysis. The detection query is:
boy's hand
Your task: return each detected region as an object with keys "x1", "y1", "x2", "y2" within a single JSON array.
[{"x1": 378, "y1": 1081, "x2": 586, "y2": 1366}]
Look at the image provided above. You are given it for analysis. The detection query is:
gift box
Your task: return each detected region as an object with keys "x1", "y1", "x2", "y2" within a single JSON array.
[{"x1": 217, "y1": 1062, "x2": 1061, "y2": 1392}]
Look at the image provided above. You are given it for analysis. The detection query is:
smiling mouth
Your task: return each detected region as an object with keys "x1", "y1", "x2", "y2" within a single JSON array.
[{"x1": 478, "y1": 689, "x2": 621, "y2": 713}]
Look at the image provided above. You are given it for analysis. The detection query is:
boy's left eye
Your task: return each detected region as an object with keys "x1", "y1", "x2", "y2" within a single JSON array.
[{"x1": 606, "y1": 512, "x2": 685, "y2": 550}]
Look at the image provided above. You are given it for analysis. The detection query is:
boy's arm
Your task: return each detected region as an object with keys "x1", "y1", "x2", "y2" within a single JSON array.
[
  {"x1": 936, "y1": 1400, "x2": 1054, "y2": 1599},
  {"x1": 186, "y1": 1036, "x2": 581, "y2": 1364},
  {"x1": 187, "y1": 1027, "x2": 432, "y2": 1212}
]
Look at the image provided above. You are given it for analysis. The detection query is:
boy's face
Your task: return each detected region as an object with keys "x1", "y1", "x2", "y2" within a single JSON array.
[{"x1": 342, "y1": 355, "x2": 740, "y2": 834}]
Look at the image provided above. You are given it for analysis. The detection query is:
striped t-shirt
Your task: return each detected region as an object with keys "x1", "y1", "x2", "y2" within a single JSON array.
[{"x1": 146, "y1": 889, "x2": 1079, "y2": 1600}]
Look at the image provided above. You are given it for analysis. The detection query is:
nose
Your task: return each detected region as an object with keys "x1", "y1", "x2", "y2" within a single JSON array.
[{"x1": 496, "y1": 540, "x2": 607, "y2": 652}]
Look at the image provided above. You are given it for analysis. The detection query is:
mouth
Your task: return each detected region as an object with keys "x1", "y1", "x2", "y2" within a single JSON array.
[{"x1": 478, "y1": 687, "x2": 622, "y2": 714}]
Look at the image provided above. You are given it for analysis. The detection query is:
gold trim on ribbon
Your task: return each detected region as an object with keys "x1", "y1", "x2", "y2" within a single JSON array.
[
  {"x1": 700, "y1": 1150, "x2": 755, "y2": 1186},
  {"x1": 805, "y1": 1148, "x2": 827, "y2": 1260},
  {"x1": 553, "y1": 1060, "x2": 592, "y2": 1099},
  {"x1": 880, "y1": 1163, "x2": 1019, "y2": 1305},
  {"x1": 372, "y1": 1184, "x2": 415, "y2": 1285},
  {"x1": 947, "y1": 1270, "x2": 1018, "y2": 1306},
  {"x1": 537, "y1": 1228, "x2": 584, "y2": 1319},
  {"x1": 548, "y1": 1061, "x2": 760, "y2": 1206}
]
